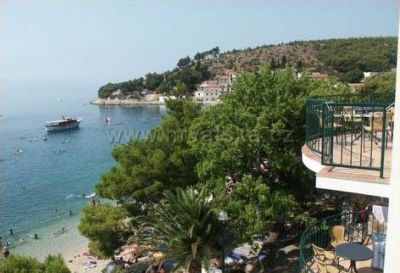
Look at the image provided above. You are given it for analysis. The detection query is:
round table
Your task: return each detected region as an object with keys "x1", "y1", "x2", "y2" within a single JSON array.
[{"x1": 335, "y1": 243, "x2": 373, "y2": 273}]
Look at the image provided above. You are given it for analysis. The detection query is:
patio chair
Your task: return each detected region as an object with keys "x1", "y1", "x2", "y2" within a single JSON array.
[
  {"x1": 318, "y1": 112, "x2": 343, "y2": 144},
  {"x1": 311, "y1": 244, "x2": 335, "y2": 263},
  {"x1": 316, "y1": 260, "x2": 340, "y2": 273},
  {"x1": 330, "y1": 225, "x2": 347, "y2": 247},
  {"x1": 364, "y1": 111, "x2": 393, "y2": 146}
]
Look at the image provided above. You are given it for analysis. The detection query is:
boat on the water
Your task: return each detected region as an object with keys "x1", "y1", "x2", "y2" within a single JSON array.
[{"x1": 45, "y1": 116, "x2": 81, "y2": 132}]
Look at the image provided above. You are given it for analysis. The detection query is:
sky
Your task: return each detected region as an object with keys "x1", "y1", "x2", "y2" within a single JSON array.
[{"x1": 1, "y1": 0, "x2": 399, "y2": 85}]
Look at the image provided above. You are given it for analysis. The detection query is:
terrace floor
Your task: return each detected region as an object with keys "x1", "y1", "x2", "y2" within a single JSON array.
[
  {"x1": 306, "y1": 131, "x2": 393, "y2": 182},
  {"x1": 307, "y1": 244, "x2": 383, "y2": 273}
]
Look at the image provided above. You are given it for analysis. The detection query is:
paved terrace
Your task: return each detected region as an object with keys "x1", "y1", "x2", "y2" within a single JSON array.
[
  {"x1": 306, "y1": 244, "x2": 380, "y2": 273},
  {"x1": 305, "y1": 131, "x2": 392, "y2": 183}
]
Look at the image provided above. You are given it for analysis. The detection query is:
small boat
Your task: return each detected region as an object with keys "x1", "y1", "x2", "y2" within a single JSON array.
[
  {"x1": 85, "y1": 192, "x2": 96, "y2": 199},
  {"x1": 105, "y1": 116, "x2": 111, "y2": 125},
  {"x1": 45, "y1": 116, "x2": 81, "y2": 132}
]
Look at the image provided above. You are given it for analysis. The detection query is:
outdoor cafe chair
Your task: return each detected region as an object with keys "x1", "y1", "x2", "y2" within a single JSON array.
[
  {"x1": 311, "y1": 243, "x2": 336, "y2": 264},
  {"x1": 330, "y1": 225, "x2": 348, "y2": 248},
  {"x1": 316, "y1": 260, "x2": 340, "y2": 273}
]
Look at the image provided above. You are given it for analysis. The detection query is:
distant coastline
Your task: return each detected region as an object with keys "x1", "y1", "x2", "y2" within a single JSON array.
[
  {"x1": 91, "y1": 98, "x2": 165, "y2": 106},
  {"x1": 91, "y1": 97, "x2": 219, "y2": 106}
]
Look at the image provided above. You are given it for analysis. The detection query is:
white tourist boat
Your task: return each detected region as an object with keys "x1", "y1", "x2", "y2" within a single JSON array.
[{"x1": 45, "y1": 116, "x2": 82, "y2": 132}]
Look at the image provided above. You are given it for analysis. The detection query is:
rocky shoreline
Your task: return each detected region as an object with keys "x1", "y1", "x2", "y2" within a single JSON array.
[
  {"x1": 91, "y1": 93, "x2": 165, "y2": 106},
  {"x1": 91, "y1": 96, "x2": 219, "y2": 106},
  {"x1": 91, "y1": 98, "x2": 165, "y2": 106}
]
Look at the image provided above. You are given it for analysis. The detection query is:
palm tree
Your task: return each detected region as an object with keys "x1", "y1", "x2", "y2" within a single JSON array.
[{"x1": 149, "y1": 188, "x2": 220, "y2": 273}]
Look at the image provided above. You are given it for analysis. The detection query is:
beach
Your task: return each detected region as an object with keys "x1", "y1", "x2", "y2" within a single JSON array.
[
  {"x1": 10, "y1": 213, "x2": 109, "y2": 273},
  {"x1": 64, "y1": 245, "x2": 110, "y2": 273}
]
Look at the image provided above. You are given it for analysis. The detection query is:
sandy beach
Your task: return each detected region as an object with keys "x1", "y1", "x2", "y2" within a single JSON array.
[
  {"x1": 63, "y1": 244, "x2": 110, "y2": 273},
  {"x1": 10, "y1": 214, "x2": 110, "y2": 273}
]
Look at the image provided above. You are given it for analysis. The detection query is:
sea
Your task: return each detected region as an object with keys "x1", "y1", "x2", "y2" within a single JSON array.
[{"x1": 0, "y1": 79, "x2": 164, "y2": 259}]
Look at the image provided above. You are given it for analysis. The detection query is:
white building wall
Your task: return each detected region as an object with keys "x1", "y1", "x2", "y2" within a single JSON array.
[
  {"x1": 383, "y1": 16, "x2": 400, "y2": 272},
  {"x1": 194, "y1": 89, "x2": 222, "y2": 101}
]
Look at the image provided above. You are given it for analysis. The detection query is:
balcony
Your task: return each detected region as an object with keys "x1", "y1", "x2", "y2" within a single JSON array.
[
  {"x1": 303, "y1": 93, "x2": 395, "y2": 197},
  {"x1": 299, "y1": 212, "x2": 386, "y2": 273}
]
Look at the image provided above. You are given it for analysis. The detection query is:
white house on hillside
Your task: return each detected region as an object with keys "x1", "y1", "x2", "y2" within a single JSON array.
[
  {"x1": 194, "y1": 81, "x2": 223, "y2": 102},
  {"x1": 194, "y1": 74, "x2": 237, "y2": 102},
  {"x1": 363, "y1": 71, "x2": 379, "y2": 79}
]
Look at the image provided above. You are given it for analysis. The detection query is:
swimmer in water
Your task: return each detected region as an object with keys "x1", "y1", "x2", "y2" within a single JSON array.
[
  {"x1": 69, "y1": 209, "x2": 73, "y2": 216},
  {"x1": 13, "y1": 149, "x2": 23, "y2": 156},
  {"x1": 9, "y1": 229, "x2": 13, "y2": 236},
  {"x1": 34, "y1": 234, "x2": 38, "y2": 240},
  {"x1": 53, "y1": 227, "x2": 66, "y2": 236}
]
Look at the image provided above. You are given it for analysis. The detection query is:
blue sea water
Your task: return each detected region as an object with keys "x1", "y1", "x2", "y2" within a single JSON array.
[{"x1": 0, "y1": 80, "x2": 164, "y2": 254}]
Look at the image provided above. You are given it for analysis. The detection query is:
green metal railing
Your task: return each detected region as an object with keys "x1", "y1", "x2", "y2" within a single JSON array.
[
  {"x1": 305, "y1": 92, "x2": 395, "y2": 178},
  {"x1": 299, "y1": 211, "x2": 386, "y2": 273}
]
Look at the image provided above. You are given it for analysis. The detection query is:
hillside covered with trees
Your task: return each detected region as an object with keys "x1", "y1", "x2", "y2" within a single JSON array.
[{"x1": 97, "y1": 37, "x2": 397, "y2": 98}]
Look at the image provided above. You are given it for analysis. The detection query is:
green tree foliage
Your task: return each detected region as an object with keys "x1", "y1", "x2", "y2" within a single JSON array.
[
  {"x1": 177, "y1": 56, "x2": 192, "y2": 68},
  {"x1": 43, "y1": 254, "x2": 71, "y2": 273},
  {"x1": 145, "y1": 73, "x2": 164, "y2": 91},
  {"x1": 280, "y1": 55, "x2": 288, "y2": 67},
  {"x1": 0, "y1": 255, "x2": 43, "y2": 273},
  {"x1": 317, "y1": 37, "x2": 397, "y2": 73},
  {"x1": 0, "y1": 254, "x2": 70, "y2": 273},
  {"x1": 95, "y1": 99, "x2": 201, "y2": 204},
  {"x1": 342, "y1": 69, "x2": 364, "y2": 83},
  {"x1": 98, "y1": 83, "x2": 118, "y2": 98},
  {"x1": 189, "y1": 66, "x2": 317, "y2": 199},
  {"x1": 172, "y1": 82, "x2": 189, "y2": 98},
  {"x1": 194, "y1": 52, "x2": 202, "y2": 62},
  {"x1": 148, "y1": 188, "x2": 220, "y2": 273},
  {"x1": 98, "y1": 78, "x2": 145, "y2": 98},
  {"x1": 270, "y1": 58, "x2": 277, "y2": 69},
  {"x1": 209, "y1": 175, "x2": 299, "y2": 241},
  {"x1": 193, "y1": 47, "x2": 220, "y2": 61},
  {"x1": 97, "y1": 45, "x2": 222, "y2": 98},
  {"x1": 363, "y1": 71, "x2": 396, "y2": 94},
  {"x1": 78, "y1": 205, "x2": 129, "y2": 257}
]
